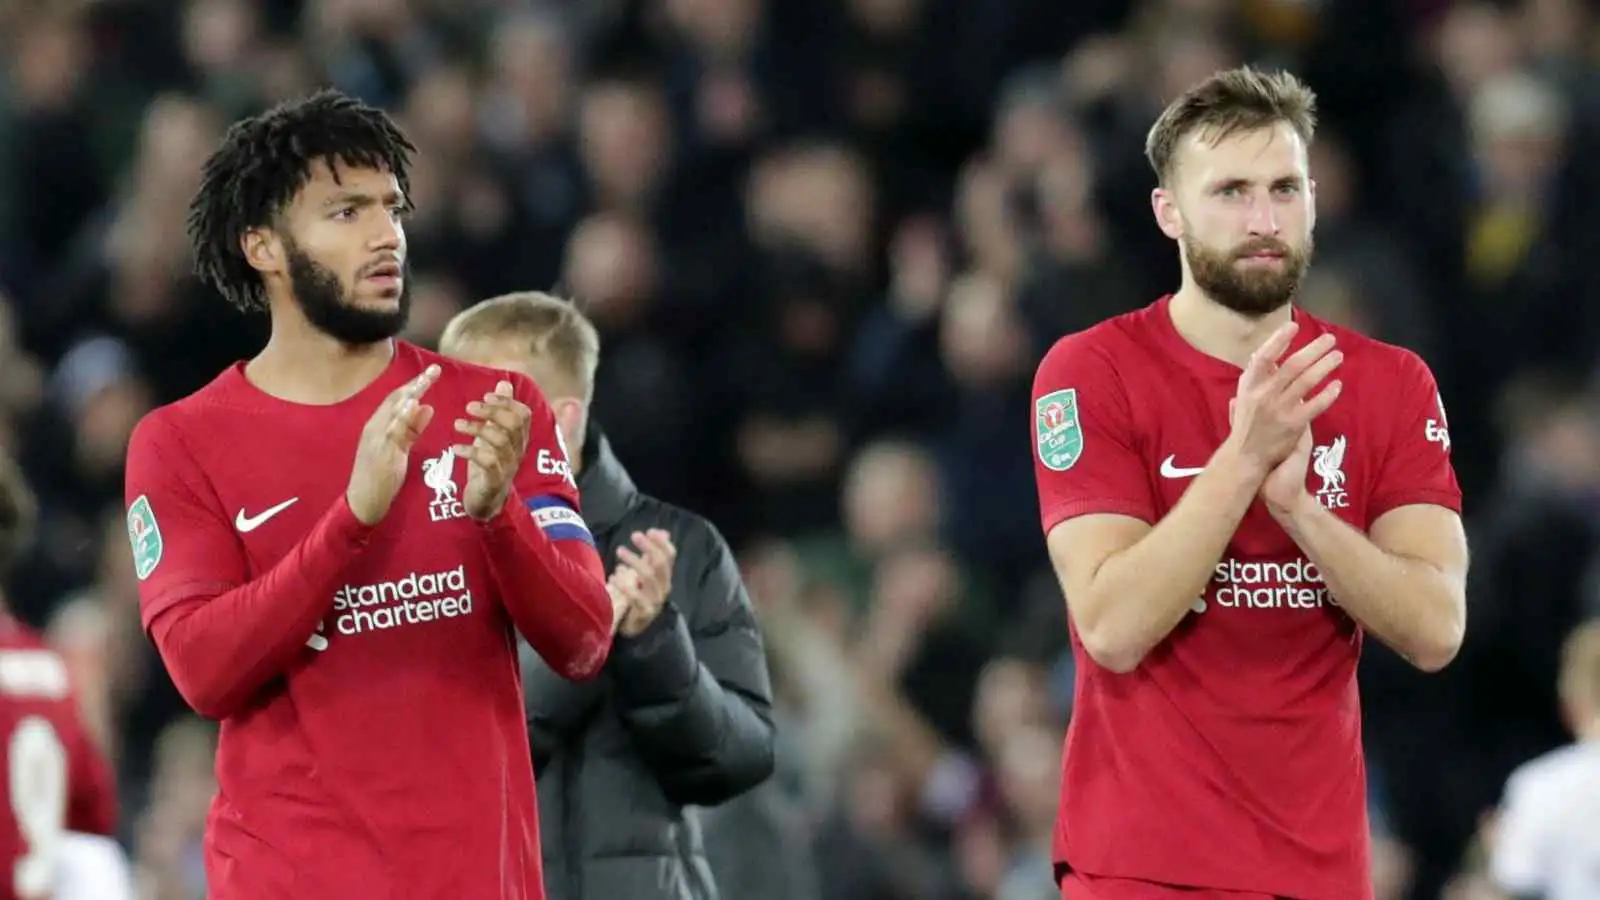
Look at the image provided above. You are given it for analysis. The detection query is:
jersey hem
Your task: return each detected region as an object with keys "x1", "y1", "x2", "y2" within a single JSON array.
[
  {"x1": 1054, "y1": 856, "x2": 1361, "y2": 900},
  {"x1": 1042, "y1": 499, "x2": 1154, "y2": 534},
  {"x1": 1368, "y1": 489, "x2": 1462, "y2": 521}
]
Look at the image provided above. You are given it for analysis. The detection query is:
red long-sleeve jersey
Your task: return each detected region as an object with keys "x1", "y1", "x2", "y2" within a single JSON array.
[{"x1": 124, "y1": 341, "x2": 612, "y2": 900}]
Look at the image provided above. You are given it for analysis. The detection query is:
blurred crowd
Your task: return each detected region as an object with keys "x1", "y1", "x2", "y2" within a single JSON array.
[{"x1": 2, "y1": 0, "x2": 1600, "y2": 898}]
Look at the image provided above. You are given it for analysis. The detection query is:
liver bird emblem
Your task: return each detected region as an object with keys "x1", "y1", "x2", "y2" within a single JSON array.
[
  {"x1": 421, "y1": 448, "x2": 458, "y2": 502},
  {"x1": 1312, "y1": 435, "x2": 1347, "y2": 495}
]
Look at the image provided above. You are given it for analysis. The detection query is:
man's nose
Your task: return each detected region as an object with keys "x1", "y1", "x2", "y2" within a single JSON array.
[
  {"x1": 369, "y1": 214, "x2": 403, "y2": 251},
  {"x1": 1246, "y1": 194, "x2": 1280, "y2": 236}
]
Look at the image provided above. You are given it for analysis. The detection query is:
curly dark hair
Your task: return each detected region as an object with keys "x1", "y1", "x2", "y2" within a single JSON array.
[{"x1": 186, "y1": 89, "x2": 416, "y2": 312}]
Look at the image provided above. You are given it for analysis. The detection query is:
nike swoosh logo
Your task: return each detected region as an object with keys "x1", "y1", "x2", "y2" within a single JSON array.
[
  {"x1": 236, "y1": 498, "x2": 299, "y2": 532},
  {"x1": 1159, "y1": 456, "x2": 1206, "y2": 479}
]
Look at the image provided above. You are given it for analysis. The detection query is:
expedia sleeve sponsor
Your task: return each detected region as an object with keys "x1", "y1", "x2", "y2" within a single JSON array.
[
  {"x1": 527, "y1": 495, "x2": 594, "y2": 546},
  {"x1": 1370, "y1": 350, "x2": 1462, "y2": 519},
  {"x1": 535, "y1": 448, "x2": 576, "y2": 488}
]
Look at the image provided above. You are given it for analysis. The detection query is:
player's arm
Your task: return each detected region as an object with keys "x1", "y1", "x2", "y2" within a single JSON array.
[
  {"x1": 1048, "y1": 463, "x2": 1264, "y2": 674},
  {"x1": 127, "y1": 416, "x2": 377, "y2": 719},
  {"x1": 609, "y1": 518, "x2": 775, "y2": 806},
  {"x1": 1271, "y1": 354, "x2": 1467, "y2": 672},
  {"x1": 1038, "y1": 339, "x2": 1261, "y2": 673},
  {"x1": 478, "y1": 376, "x2": 614, "y2": 680}
]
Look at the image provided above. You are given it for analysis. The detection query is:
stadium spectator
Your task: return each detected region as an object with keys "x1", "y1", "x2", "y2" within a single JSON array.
[{"x1": 1, "y1": 2, "x2": 1598, "y2": 898}]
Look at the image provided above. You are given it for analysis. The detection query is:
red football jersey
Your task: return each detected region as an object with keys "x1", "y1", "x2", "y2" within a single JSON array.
[
  {"x1": 1033, "y1": 297, "x2": 1460, "y2": 899},
  {"x1": 0, "y1": 617, "x2": 118, "y2": 900},
  {"x1": 123, "y1": 341, "x2": 595, "y2": 900}
]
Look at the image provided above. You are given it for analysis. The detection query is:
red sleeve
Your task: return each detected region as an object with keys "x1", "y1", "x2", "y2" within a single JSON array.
[
  {"x1": 509, "y1": 374, "x2": 583, "y2": 511},
  {"x1": 125, "y1": 415, "x2": 377, "y2": 719},
  {"x1": 479, "y1": 375, "x2": 613, "y2": 681},
  {"x1": 124, "y1": 415, "x2": 247, "y2": 631},
  {"x1": 1032, "y1": 334, "x2": 1157, "y2": 534},
  {"x1": 1369, "y1": 350, "x2": 1463, "y2": 521}
]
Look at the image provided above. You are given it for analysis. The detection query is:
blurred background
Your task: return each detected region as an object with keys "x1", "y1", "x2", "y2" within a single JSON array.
[{"x1": 2, "y1": 0, "x2": 1598, "y2": 897}]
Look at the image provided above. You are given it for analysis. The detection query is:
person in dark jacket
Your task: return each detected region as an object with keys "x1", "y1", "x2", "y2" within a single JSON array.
[{"x1": 440, "y1": 292, "x2": 780, "y2": 900}]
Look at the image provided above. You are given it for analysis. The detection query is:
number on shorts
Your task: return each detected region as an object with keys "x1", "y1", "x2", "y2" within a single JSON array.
[{"x1": 9, "y1": 717, "x2": 66, "y2": 899}]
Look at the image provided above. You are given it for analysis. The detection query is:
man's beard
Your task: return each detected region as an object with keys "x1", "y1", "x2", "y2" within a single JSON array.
[
  {"x1": 1185, "y1": 235, "x2": 1312, "y2": 318},
  {"x1": 285, "y1": 241, "x2": 410, "y2": 345}
]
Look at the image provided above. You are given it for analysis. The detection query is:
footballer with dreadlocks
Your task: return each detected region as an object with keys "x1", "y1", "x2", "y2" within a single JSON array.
[{"x1": 122, "y1": 89, "x2": 629, "y2": 900}]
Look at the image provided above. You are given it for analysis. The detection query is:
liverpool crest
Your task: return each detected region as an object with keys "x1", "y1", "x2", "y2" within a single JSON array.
[
  {"x1": 422, "y1": 447, "x2": 466, "y2": 521},
  {"x1": 1035, "y1": 388, "x2": 1083, "y2": 472}
]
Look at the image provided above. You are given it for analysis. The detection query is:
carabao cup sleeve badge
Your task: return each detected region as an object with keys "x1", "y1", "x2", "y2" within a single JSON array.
[{"x1": 1036, "y1": 388, "x2": 1083, "y2": 472}]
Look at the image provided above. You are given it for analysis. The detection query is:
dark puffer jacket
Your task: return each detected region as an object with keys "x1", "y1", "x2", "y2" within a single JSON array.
[{"x1": 519, "y1": 428, "x2": 776, "y2": 900}]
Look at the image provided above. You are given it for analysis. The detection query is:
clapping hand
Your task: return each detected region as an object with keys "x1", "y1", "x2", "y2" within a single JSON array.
[
  {"x1": 1225, "y1": 323, "x2": 1342, "y2": 480},
  {"x1": 346, "y1": 365, "x2": 441, "y2": 526},
  {"x1": 609, "y1": 529, "x2": 677, "y2": 638},
  {"x1": 454, "y1": 381, "x2": 532, "y2": 520},
  {"x1": 1261, "y1": 426, "x2": 1316, "y2": 517}
]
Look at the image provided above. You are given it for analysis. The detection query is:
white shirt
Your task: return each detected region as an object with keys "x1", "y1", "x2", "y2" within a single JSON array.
[
  {"x1": 1491, "y1": 740, "x2": 1600, "y2": 900},
  {"x1": 55, "y1": 831, "x2": 134, "y2": 900}
]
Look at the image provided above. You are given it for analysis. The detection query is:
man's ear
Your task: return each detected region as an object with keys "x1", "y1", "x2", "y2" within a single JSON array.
[
  {"x1": 552, "y1": 397, "x2": 587, "y2": 445},
  {"x1": 241, "y1": 227, "x2": 282, "y2": 275},
  {"x1": 1152, "y1": 187, "x2": 1184, "y2": 240}
]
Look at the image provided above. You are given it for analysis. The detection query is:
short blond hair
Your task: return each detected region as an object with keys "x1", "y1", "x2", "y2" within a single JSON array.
[
  {"x1": 1145, "y1": 66, "x2": 1318, "y2": 186},
  {"x1": 440, "y1": 292, "x2": 601, "y2": 400}
]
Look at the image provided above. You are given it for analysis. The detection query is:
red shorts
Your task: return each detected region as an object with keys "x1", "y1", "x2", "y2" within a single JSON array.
[{"x1": 1060, "y1": 871, "x2": 1284, "y2": 900}]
